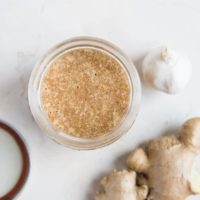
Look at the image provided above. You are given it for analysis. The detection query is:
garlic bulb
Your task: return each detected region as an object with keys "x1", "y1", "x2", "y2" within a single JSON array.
[{"x1": 142, "y1": 46, "x2": 192, "y2": 94}]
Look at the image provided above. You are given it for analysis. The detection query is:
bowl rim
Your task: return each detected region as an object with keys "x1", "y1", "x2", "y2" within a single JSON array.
[{"x1": 0, "y1": 121, "x2": 30, "y2": 199}]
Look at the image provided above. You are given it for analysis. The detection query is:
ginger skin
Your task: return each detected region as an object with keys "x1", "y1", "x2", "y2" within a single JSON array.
[
  {"x1": 127, "y1": 118, "x2": 200, "y2": 200},
  {"x1": 95, "y1": 170, "x2": 148, "y2": 200}
]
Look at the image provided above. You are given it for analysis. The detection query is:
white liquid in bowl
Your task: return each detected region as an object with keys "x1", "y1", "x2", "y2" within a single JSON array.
[{"x1": 0, "y1": 129, "x2": 23, "y2": 197}]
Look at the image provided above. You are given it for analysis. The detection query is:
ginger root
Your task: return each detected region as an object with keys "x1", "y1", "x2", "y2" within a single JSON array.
[
  {"x1": 95, "y1": 170, "x2": 148, "y2": 200},
  {"x1": 127, "y1": 118, "x2": 200, "y2": 200}
]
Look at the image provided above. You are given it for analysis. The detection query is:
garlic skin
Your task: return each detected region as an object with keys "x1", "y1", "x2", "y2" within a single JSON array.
[{"x1": 142, "y1": 46, "x2": 192, "y2": 94}]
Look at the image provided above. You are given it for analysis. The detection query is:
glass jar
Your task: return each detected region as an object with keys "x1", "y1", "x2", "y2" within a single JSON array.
[{"x1": 28, "y1": 36, "x2": 141, "y2": 150}]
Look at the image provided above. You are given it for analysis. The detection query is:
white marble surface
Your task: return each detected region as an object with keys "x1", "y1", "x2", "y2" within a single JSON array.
[{"x1": 1, "y1": 0, "x2": 200, "y2": 199}]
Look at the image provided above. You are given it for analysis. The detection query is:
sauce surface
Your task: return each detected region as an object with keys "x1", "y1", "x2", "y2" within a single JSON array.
[{"x1": 40, "y1": 48, "x2": 130, "y2": 138}]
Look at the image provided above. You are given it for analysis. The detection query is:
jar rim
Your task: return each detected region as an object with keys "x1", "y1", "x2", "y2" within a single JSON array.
[{"x1": 28, "y1": 36, "x2": 141, "y2": 150}]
